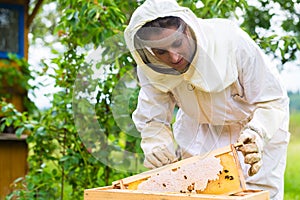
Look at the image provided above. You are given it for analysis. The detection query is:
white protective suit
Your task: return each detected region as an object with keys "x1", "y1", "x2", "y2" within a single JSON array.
[{"x1": 124, "y1": 0, "x2": 290, "y2": 199}]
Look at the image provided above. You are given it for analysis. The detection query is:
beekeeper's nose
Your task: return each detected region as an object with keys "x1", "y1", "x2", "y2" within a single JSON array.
[{"x1": 168, "y1": 51, "x2": 181, "y2": 63}]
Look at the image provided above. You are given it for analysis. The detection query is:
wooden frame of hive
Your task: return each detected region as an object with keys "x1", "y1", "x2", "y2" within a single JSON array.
[{"x1": 84, "y1": 143, "x2": 270, "y2": 200}]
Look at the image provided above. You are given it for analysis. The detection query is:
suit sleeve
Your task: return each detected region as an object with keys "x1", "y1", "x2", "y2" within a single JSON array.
[
  {"x1": 132, "y1": 67, "x2": 177, "y2": 156},
  {"x1": 235, "y1": 28, "x2": 289, "y2": 143}
]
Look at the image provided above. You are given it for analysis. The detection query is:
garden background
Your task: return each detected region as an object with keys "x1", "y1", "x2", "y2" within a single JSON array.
[{"x1": 0, "y1": 0, "x2": 300, "y2": 199}]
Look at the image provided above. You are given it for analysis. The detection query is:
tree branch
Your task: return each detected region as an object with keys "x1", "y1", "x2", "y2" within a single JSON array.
[{"x1": 27, "y1": 0, "x2": 44, "y2": 27}]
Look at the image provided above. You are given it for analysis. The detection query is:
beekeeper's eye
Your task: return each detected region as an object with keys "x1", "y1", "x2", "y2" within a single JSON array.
[
  {"x1": 172, "y1": 39, "x2": 183, "y2": 48},
  {"x1": 153, "y1": 48, "x2": 167, "y2": 55}
]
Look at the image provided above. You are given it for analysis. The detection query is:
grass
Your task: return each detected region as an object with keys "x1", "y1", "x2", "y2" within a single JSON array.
[
  {"x1": 284, "y1": 112, "x2": 300, "y2": 200},
  {"x1": 284, "y1": 143, "x2": 300, "y2": 200},
  {"x1": 289, "y1": 112, "x2": 300, "y2": 143}
]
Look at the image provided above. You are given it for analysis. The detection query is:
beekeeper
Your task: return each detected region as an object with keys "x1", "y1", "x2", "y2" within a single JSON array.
[{"x1": 124, "y1": 0, "x2": 290, "y2": 199}]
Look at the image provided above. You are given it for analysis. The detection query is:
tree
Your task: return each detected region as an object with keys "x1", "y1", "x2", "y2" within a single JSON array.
[
  {"x1": 241, "y1": 0, "x2": 300, "y2": 68},
  {"x1": 5, "y1": 0, "x2": 300, "y2": 199}
]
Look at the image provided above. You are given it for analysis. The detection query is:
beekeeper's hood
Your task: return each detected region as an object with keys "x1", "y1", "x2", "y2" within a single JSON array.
[{"x1": 124, "y1": 0, "x2": 238, "y2": 93}]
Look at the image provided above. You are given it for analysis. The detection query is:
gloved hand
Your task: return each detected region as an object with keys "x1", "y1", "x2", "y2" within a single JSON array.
[
  {"x1": 237, "y1": 128, "x2": 264, "y2": 176},
  {"x1": 144, "y1": 145, "x2": 178, "y2": 169}
]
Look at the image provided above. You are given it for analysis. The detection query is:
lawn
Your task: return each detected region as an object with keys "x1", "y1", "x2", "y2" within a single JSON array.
[
  {"x1": 285, "y1": 142, "x2": 300, "y2": 200},
  {"x1": 284, "y1": 112, "x2": 300, "y2": 200}
]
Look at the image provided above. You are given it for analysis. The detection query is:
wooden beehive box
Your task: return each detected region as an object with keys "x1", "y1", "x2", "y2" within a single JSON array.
[
  {"x1": 84, "y1": 187, "x2": 269, "y2": 200},
  {"x1": 84, "y1": 144, "x2": 270, "y2": 200}
]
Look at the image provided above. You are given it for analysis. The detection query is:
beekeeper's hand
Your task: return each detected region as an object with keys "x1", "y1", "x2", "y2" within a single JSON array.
[
  {"x1": 144, "y1": 145, "x2": 178, "y2": 169},
  {"x1": 238, "y1": 128, "x2": 264, "y2": 176}
]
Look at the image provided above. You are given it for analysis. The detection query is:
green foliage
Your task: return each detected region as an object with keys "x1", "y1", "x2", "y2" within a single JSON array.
[
  {"x1": 0, "y1": 54, "x2": 37, "y2": 135},
  {"x1": 56, "y1": 0, "x2": 126, "y2": 46},
  {"x1": 241, "y1": 0, "x2": 300, "y2": 65},
  {"x1": 0, "y1": 101, "x2": 34, "y2": 136},
  {"x1": 179, "y1": 0, "x2": 248, "y2": 19},
  {"x1": 0, "y1": 54, "x2": 36, "y2": 113}
]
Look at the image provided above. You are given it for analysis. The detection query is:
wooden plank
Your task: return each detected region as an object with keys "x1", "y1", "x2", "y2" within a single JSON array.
[
  {"x1": 0, "y1": 139, "x2": 28, "y2": 198},
  {"x1": 230, "y1": 144, "x2": 246, "y2": 190},
  {"x1": 0, "y1": 134, "x2": 27, "y2": 141},
  {"x1": 84, "y1": 187, "x2": 269, "y2": 200}
]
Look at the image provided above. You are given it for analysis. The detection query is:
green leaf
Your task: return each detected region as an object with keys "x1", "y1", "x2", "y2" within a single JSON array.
[{"x1": 15, "y1": 127, "x2": 25, "y2": 137}]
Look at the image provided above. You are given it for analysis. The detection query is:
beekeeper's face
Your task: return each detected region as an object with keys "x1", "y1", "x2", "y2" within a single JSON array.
[{"x1": 148, "y1": 26, "x2": 195, "y2": 73}]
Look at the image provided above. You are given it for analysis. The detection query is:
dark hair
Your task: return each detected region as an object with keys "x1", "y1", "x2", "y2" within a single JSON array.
[{"x1": 136, "y1": 16, "x2": 184, "y2": 40}]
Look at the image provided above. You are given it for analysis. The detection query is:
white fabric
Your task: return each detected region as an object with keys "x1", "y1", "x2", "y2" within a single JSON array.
[
  {"x1": 126, "y1": 0, "x2": 290, "y2": 199},
  {"x1": 124, "y1": 0, "x2": 238, "y2": 92}
]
